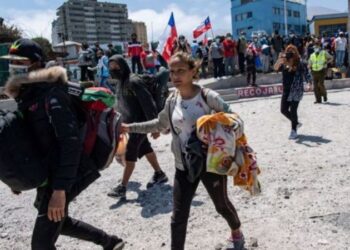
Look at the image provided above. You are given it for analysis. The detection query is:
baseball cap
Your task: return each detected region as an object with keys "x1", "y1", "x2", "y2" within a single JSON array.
[{"x1": 0, "y1": 38, "x2": 44, "y2": 62}]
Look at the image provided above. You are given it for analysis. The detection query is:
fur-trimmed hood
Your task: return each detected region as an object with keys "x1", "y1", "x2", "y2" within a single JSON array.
[{"x1": 5, "y1": 66, "x2": 68, "y2": 98}]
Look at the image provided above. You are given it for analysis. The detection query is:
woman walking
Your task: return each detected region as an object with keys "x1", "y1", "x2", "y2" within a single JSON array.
[
  {"x1": 121, "y1": 52, "x2": 245, "y2": 250},
  {"x1": 274, "y1": 45, "x2": 311, "y2": 139}
]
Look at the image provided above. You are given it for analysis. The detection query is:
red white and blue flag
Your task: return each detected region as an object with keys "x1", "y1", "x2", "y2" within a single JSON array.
[
  {"x1": 193, "y1": 16, "x2": 212, "y2": 39},
  {"x1": 162, "y1": 12, "x2": 178, "y2": 62}
]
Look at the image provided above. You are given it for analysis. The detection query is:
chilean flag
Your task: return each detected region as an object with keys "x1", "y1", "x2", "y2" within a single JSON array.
[
  {"x1": 193, "y1": 17, "x2": 212, "y2": 39},
  {"x1": 162, "y1": 12, "x2": 178, "y2": 62}
]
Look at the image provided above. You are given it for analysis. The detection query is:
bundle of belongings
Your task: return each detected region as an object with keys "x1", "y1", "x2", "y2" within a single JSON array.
[{"x1": 196, "y1": 112, "x2": 261, "y2": 196}]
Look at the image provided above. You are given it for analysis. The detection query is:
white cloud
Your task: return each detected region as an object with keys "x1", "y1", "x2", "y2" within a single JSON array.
[
  {"x1": 1, "y1": 3, "x2": 232, "y2": 44},
  {"x1": 129, "y1": 3, "x2": 203, "y2": 42},
  {"x1": 3, "y1": 9, "x2": 56, "y2": 41},
  {"x1": 129, "y1": 3, "x2": 232, "y2": 42}
]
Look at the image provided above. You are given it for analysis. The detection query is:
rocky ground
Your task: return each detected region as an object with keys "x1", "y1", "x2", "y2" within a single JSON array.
[{"x1": 0, "y1": 89, "x2": 349, "y2": 250}]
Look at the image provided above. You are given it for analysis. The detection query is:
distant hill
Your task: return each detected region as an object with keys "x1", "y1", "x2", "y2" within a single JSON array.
[{"x1": 307, "y1": 6, "x2": 341, "y2": 19}]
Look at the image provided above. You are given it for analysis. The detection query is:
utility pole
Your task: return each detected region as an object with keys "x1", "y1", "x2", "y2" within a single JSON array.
[{"x1": 284, "y1": 0, "x2": 288, "y2": 36}]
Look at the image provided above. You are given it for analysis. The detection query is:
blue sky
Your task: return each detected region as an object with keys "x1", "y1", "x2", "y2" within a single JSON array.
[{"x1": 0, "y1": 0, "x2": 347, "y2": 41}]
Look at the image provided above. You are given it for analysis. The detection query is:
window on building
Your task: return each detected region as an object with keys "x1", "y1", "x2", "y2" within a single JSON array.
[
  {"x1": 302, "y1": 25, "x2": 306, "y2": 33},
  {"x1": 288, "y1": 10, "x2": 292, "y2": 17},
  {"x1": 235, "y1": 11, "x2": 253, "y2": 22},
  {"x1": 273, "y1": 22, "x2": 281, "y2": 31},
  {"x1": 293, "y1": 11, "x2": 300, "y2": 18},
  {"x1": 319, "y1": 24, "x2": 346, "y2": 36},
  {"x1": 241, "y1": 0, "x2": 255, "y2": 4}
]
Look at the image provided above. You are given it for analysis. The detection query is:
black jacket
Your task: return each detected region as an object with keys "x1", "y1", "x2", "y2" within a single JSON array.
[
  {"x1": 109, "y1": 55, "x2": 158, "y2": 123},
  {"x1": 5, "y1": 67, "x2": 85, "y2": 192}
]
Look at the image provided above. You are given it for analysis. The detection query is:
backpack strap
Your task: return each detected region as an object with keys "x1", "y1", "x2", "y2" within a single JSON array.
[
  {"x1": 200, "y1": 87, "x2": 209, "y2": 103},
  {"x1": 168, "y1": 91, "x2": 178, "y2": 135}
]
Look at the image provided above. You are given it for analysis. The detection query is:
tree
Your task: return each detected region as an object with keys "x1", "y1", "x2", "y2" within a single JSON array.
[
  {"x1": 32, "y1": 37, "x2": 54, "y2": 60},
  {"x1": 0, "y1": 21, "x2": 22, "y2": 43}
]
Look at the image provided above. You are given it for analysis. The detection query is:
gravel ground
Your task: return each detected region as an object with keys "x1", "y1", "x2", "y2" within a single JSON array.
[{"x1": 0, "y1": 89, "x2": 349, "y2": 250}]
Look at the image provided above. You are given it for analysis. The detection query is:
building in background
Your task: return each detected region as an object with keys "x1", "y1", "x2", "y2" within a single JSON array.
[
  {"x1": 231, "y1": 0, "x2": 307, "y2": 38},
  {"x1": 52, "y1": 0, "x2": 133, "y2": 46},
  {"x1": 309, "y1": 13, "x2": 348, "y2": 37},
  {"x1": 132, "y1": 21, "x2": 148, "y2": 45}
]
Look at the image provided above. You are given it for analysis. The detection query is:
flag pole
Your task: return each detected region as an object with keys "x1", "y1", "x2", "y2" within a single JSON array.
[{"x1": 208, "y1": 16, "x2": 215, "y2": 38}]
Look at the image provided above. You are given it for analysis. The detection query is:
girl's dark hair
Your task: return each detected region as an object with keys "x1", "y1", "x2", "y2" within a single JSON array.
[{"x1": 169, "y1": 52, "x2": 201, "y2": 80}]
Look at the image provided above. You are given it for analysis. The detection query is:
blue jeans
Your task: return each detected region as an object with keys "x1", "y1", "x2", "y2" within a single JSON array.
[
  {"x1": 224, "y1": 56, "x2": 235, "y2": 75},
  {"x1": 336, "y1": 50, "x2": 345, "y2": 67},
  {"x1": 145, "y1": 67, "x2": 156, "y2": 75}
]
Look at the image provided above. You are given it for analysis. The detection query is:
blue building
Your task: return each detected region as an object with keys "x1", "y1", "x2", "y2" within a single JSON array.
[{"x1": 231, "y1": 0, "x2": 307, "y2": 38}]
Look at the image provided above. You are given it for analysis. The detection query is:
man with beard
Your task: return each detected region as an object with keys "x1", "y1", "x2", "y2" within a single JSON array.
[{"x1": 107, "y1": 55, "x2": 168, "y2": 199}]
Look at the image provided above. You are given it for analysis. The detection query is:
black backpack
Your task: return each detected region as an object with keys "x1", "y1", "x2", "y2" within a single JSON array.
[
  {"x1": 0, "y1": 84, "x2": 122, "y2": 192},
  {"x1": 137, "y1": 69, "x2": 170, "y2": 113},
  {"x1": 0, "y1": 110, "x2": 49, "y2": 191}
]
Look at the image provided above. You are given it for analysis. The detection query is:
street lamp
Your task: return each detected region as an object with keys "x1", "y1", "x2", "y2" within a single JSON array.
[{"x1": 284, "y1": 0, "x2": 288, "y2": 36}]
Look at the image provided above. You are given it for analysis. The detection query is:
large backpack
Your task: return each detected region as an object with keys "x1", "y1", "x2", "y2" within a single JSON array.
[
  {"x1": 0, "y1": 84, "x2": 121, "y2": 191},
  {"x1": 136, "y1": 68, "x2": 170, "y2": 113},
  {"x1": 59, "y1": 84, "x2": 122, "y2": 171},
  {"x1": 0, "y1": 110, "x2": 49, "y2": 191}
]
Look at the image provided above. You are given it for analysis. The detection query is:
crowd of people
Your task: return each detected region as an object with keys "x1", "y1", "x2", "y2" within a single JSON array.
[
  {"x1": 171, "y1": 31, "x2": 348, "y2": 86},
  {"x1": 0, "y1": 24, "x2": 348, "y2": 249},
  {"x1": 75, "y1": 30, "x2": 349, "y2": 92}
]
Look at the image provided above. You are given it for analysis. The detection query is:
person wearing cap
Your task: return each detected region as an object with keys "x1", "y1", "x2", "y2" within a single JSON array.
[
  {"x1": 0, "y1": 39, "x2": 125, "y2": 250},
  {"x1": 334, "y1": 32, "x2": 347, "y2": 68},
  {"x1": 308, "y1": 41, "x2": 333, "y2": 103}
]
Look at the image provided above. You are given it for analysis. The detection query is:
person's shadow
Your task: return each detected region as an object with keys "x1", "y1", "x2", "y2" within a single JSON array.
[
  {"x1": 109, "y1": 181, "x2": 204, "y2": 218},
  {"x1": 295, "y1": 134, "x2": 332, "y2": 147},
  {"x1": 322, "y1": 102, "x2": 348, "y2": 107}
]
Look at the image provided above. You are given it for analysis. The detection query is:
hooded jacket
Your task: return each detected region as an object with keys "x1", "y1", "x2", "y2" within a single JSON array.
[
  {"x1": 5, "y1": 66, "x2": 84, "y2": 192},
  {"x1": 109, "y1": 55, "x2": 158, "y2": 123}
]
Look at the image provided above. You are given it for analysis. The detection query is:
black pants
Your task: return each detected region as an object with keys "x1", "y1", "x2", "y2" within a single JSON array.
[
  {"x1": 171, "y1": 168, "x2": 241, "y2": 250},
  {"x1": 213, "y1": 58, "x2": 224, "y2": 78},
  {"x1": 281, "y1": 93, "x2": 300, "y2": 130},
  {"x1": 131, "y1": 56, "x2": 143, "y2": 74},
  {"x1": 80, "y1": 66, "x2": 95, "y2": 82},
  {"x1": 31, "y1": 170, "x2": 112, "y2": 250},
  {"x1": 247, "y1": 67, "x2": 256, "y2": 85},
  {"x1": 238, "y1": 53, "x2": 245, "y2": 73}
]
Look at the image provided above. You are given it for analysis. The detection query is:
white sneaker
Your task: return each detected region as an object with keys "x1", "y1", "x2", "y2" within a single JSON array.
[{"x1": 289, "y1": 130, "x2": 298, "y2": 140}]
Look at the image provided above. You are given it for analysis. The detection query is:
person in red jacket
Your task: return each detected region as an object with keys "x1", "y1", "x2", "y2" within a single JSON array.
[
  {"x1": 140, "y1": 43, "x2": 157, "y2": 75},
  {"x1": 128, "y1": 33, "x2": 143, "y2": 74},
  {"x1": 223, "y1": 33, "x2": 237, "y2": 76}
]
